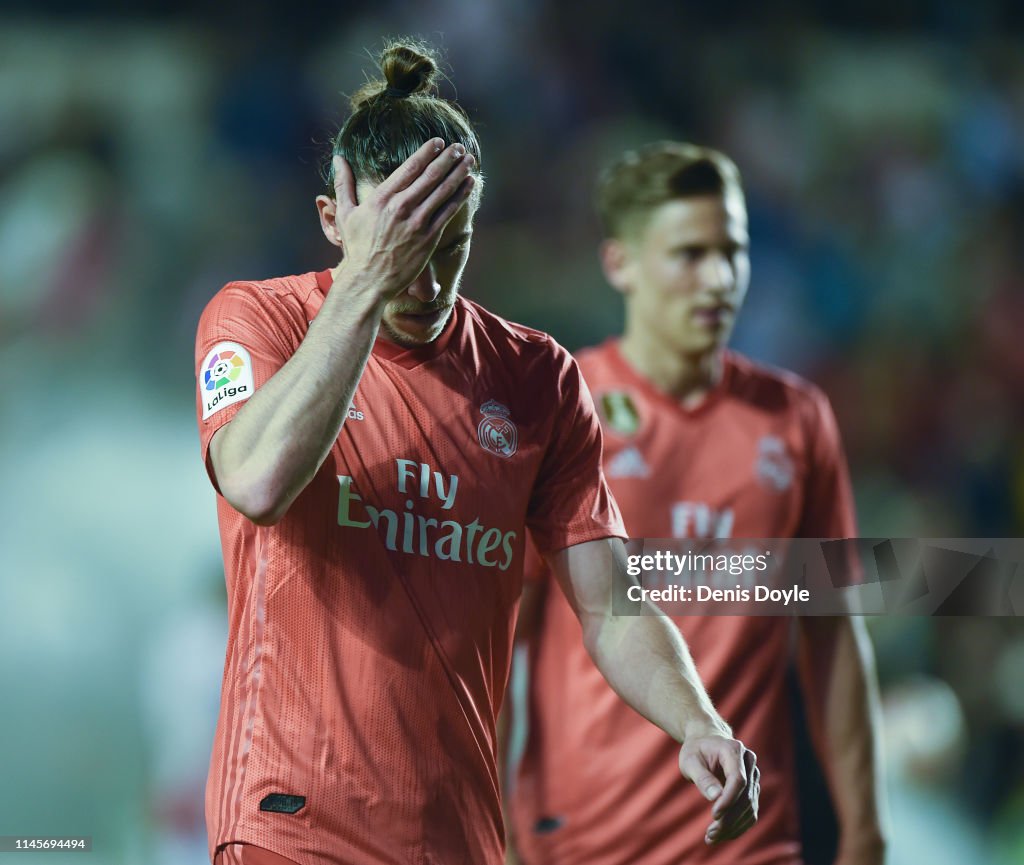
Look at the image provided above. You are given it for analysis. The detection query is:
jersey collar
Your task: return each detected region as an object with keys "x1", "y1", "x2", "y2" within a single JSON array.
[
  {"x1": 314, "y1": 270, "x2": 461, "y2": 369},
  {"x1": 606, "y1": 338, "x2": 735, "y2": 418}
]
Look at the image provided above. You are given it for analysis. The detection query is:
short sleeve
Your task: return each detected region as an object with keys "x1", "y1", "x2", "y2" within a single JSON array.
[
  {"x1": 194, "y1": 282, "x2": 298, "y2": 488},
  {"x1": 797, "y1": 387, "x2": 862, "y2": 585},
  {"x1": 526, "y1": 347, "x2": 625, "y2": 554},
  {"x1": 796, "y1": 388, "x2": 858, "y2": 539}
]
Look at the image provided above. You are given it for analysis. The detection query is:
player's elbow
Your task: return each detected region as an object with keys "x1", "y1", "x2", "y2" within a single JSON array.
[
  {"x1": 242, "y1": 500, "x2": 287, "y2": 527},
  {"x1": 209, "y1": 435, "x2": 295, "y2": 525},
  {"x1": 218, "y1": 470, "x2": 291, "y2": 526}
]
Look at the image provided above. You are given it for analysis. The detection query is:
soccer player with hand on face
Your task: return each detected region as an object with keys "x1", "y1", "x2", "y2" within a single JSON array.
[{"x1": 195, "y1": 43, "x2": 758, "y2": 865}]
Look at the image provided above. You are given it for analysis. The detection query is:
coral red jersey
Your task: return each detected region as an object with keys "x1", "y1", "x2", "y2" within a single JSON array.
[
  {"x1": 194, "y1": 272, "x2": 623, "y2": 865},
  {"x1": 512, "y1": 339, "x2": 857, "y2": 865}
]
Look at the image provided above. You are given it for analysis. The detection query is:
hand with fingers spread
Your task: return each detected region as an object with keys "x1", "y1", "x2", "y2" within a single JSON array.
[
  {"x1": 678, "y1": 731, "x2": 760, "y2": 845},
  {"x1": 330, "y1": 138, "x2": 476, "y2": 303}
]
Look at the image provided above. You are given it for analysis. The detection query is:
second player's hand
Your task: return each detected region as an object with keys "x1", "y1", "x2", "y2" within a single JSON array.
[
  {"x1": 678, "y1": 734, "x2": 760, "y2": 845},
  {"x1": 331, "y1": 139, "x2": 475, "y2": 300}
]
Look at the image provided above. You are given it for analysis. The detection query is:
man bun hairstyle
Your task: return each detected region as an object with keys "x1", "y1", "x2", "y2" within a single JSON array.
[
  {"x1": 595, "y1": 141, "x2": 743, "y2": 240},
  {"x1": 353, "y1": 41, "x2": 439, "y2": 103},
  {"x1": 325, "y1": 38, "x2": 482, "y2": 192}
]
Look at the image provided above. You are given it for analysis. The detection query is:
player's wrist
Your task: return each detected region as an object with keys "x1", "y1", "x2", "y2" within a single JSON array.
[
  {"x1": 682, "y1": 713, "x2": 732, "y2": 744},
  {"x1": 325, "y1": 262, "x2": 392, "y2": 316},
  {"x1": 837, "y1": 826, "x2": 886, "y2": 863}
]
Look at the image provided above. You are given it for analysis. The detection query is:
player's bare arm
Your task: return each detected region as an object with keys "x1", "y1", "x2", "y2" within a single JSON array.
[
  {"x1": 797, "y1": 616, "x2": 888, "y2": 865},
  {"x1": 208, "y1": 140, "x2": 475, "y2": 525},
  {"x1": 546, "y1": 537, "x2": 760, "y2": 845}
]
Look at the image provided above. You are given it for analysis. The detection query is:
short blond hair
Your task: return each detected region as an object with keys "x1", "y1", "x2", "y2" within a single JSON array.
[{"x1": 595, "y1": 141, "x2": 743, "y2": 239}]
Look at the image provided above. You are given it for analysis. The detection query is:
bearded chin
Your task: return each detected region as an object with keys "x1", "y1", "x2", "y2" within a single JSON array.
[
  {"x1": 380, "y1": 305, "x2": 455, "y2": 347},
  {"x1": 380, "y1": 318, "x2": 424, "y2": 347}
]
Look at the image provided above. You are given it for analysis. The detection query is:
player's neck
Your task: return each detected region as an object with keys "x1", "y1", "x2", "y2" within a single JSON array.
[{"x1": 619, "y1": 330, "x2": 724, "y2": 408}]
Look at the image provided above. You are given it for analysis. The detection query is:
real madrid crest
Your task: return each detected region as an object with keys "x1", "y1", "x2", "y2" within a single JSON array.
[
  {"x1": 755, "y1": 435, "x2": 794, "y2": 492},
  {"x1": 478, "y1": 400, "x2": 518, "y2": 458}
]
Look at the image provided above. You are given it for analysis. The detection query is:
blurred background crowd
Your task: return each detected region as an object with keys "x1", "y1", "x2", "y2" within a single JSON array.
[{"x1": 0, "y1": 1, "x2": 1022, "y2": 863}]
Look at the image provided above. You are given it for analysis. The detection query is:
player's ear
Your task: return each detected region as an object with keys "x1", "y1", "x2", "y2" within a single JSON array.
[
  {"x1": 315, "y1": 195, "x2": 344, "y2": 249},
  {"x1": 600, "y1": 238, "x2": 635, "y2": 295}
]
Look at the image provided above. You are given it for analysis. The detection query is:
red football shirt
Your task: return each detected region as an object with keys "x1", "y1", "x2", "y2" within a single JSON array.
[
  {"x1": 512, "y1": 339, "x2": 857, "y2": 865},
  {"x1": 194, "y1": 272, "x2": 624, "y2": 865}
]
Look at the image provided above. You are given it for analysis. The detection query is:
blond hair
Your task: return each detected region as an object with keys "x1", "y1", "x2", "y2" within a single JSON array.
[{"x1": 595, "y1": 141, "x2": 743, "y2": 239}]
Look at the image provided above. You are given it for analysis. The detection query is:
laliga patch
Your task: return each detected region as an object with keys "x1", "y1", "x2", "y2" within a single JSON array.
[{"x1": 200, "y1": 341, "x2": 254, "y2": 419}]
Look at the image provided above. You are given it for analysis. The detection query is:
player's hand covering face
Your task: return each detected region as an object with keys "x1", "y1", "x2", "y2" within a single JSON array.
[
  {"x1": 678, "y1": 734, "x2": 760, "y2": 844},
  {"x1": 321, "y1": 139, "x2": 478, "y2": 346}
]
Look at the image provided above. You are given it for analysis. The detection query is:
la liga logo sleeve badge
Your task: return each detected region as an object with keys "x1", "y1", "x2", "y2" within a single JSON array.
[{"x1": 200, "y1": 341, "x2": 255, "y2": 419}]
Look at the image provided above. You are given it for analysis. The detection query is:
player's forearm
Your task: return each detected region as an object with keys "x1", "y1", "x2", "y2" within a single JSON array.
[
  {"x1": 583, "y1": 607, "x2": 729, "y2": 744},
  {"x1": 212, "y1": 268, "x2": 387, "y2": 524},
  {"x1": 551, "y1": 539, "x2": 728, "y2": 743},
  {"x1": 797, "y1": 617, "x2": 888, "y2": 862}
]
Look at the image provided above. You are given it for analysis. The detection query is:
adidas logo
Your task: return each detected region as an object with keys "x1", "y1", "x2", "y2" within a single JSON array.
[{"x1": 607, "y1": 446, "x2": 650, "y2": 479}]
